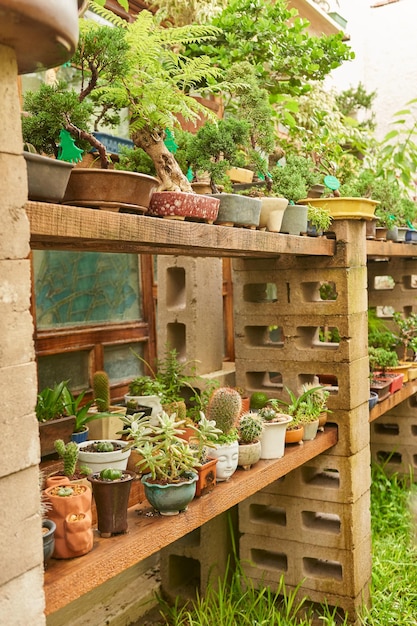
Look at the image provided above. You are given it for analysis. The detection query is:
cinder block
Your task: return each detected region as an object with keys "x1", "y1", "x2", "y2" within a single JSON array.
[
  {"x1": 157, "y1": 256, "x2": 224, "y2": 374},
  {"x1": 0, "y1": 567, "x2": 46, "y2": 626},
  {"x1": 239, "y1": 531, "x2": 372, "y2": 598},
  {"x1": 234, "y1": 312, "x2": 368, "y2": 364},
  {"x1": 370, "y1": 413, "x2": 417, "y2": 445},
  {"x1": 0, "y1": 156, "x2": 30, "y2": 260},
  {"x1": 239, "y1": 490, "x2": 370, "y2": 550},
  {"x1": 0, "y1": 47, "x2": 24, "y2": 155},
  {"x1": 160, "y1": 510, "x2": 237, "y2": 601},
  {"x1": 325, "y1": 405, "x2": 370, "y2": 458},
  {"x1": 262, "y1": 448, "x2": 371, "y2": 504},
  {"x1": 235, "y1": 356, "x2": 370, "y2": 412},
  {"x1": 370, "y1": 442, "x2": 417, "y2": 475},
  {"x1": 0, "y1": 407, "x2": 40, "y2": 477}
]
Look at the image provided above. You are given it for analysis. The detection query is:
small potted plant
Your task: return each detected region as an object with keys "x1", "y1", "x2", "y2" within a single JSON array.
[
  {"x1": 45, "y1": 439, "x2": 91, "y2": 489},
  {"x1": 77, "y1": 439, "x2": 132, "y2": 474},
  {"x1": 36, "y1": 381, "x2": 76, "y2": 457},
  {"x1": 60, "y1": 385, "x2": 114, "y2": 444},
  {"x1": 205, "y1": 387, "x2": 241, "y2": 481},
  {"x1": 87, "y1": 468, "x2": 137, "y2": 537},
  {"x1": 237, "y1": 412, "x2": 264, "y2": 470},
  {"x1": 269, "y1": 384, "x2": 329, "y2": 442},
  {"x1": 87, "y1": 370, "x2": 127, "y2": 440},
  {"x1": 257, "y1": 405, "x2": 292, "y2": 459},
  {"x1": 122, "y1": 412, "x2": 199, "y2": 516},
  {"x1": 188, "y1": 413, "x2": 222, "y2": 496}
]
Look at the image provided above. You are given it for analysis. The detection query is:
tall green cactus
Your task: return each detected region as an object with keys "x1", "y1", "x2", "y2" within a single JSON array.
[
  {"x1": 54, "y1": 439, "x2": 79, "y2": 477},
  {"x1": 206, "y1": 387, "x2": 242, "y2": 437},
  {"x1": 93, "y1": 370, "x2": 110, "y2": 412}
]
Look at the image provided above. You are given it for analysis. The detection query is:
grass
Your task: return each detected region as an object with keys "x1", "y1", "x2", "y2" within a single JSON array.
[{"x1": 149, "y1": 463, "x2": 417, "y2": 625}]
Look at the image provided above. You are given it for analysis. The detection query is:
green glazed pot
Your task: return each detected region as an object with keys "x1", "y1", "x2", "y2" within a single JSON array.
[{"x1": 142, "y1": 472, "x2": 198, "y2": 516}]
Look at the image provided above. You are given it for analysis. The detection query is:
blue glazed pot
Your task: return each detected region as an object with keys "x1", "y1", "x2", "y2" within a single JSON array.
[
  {"x1": 71, "y1": 427, "x2": 89, "y2": 444},
  {"x1": 142, "y1": 472, "x2": 198, "y2": 516}
]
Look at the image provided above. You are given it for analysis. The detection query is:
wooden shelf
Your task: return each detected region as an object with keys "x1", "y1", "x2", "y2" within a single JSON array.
[
  {"x1": 25, "y1": 202, "x2": 336, "y2": 258},
  {"x1": 369, "y1": 379, "x2": 417, "y2": 422},
  {"x1": 367, "y1": 239, "x2": 417, "y2": 258},
  {"x1": 44, "y1": 425, "x2": 338, "y2": 615}
]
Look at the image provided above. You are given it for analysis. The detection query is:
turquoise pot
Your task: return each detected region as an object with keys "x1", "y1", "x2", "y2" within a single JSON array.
[{"x1": 142, "y1": 472, "x2": 198, "y2": 516}]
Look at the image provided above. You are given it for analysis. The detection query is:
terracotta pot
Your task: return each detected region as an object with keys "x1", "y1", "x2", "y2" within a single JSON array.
[
  {"x1": 195, "y1": 457, "x2": 217, "y2": 497},
  {"x1": 148, "y1": 191, "x2": 220, "y2": 223},
  {"x1": 63, "y1": 169, "x2": 159, "y2": 213},
  {"x1": 285, "y1": 425, "x2": 304, "y2": 444},
  {"x1": 44, "y1": 483, "x2": 93, "y2": 558},
  {"x1": 88, "y1": 470, "x2": 136, "y2": 537}
]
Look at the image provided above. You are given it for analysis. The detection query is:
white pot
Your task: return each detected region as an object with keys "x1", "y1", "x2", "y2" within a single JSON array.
[
  {"x1": 77, "y1": 440, "x2": 131, "y2": 473},
  {"x1": 302, "y1": 419, "x2": 319, "y2": 441},
  {"x1": 208, "y1": 440, "x2": 239, "y2": 482},
  {"x1": 238, "y1": 440, "x2": 262, "y2": 470},
  {"x1": 260, "y1": 415, "x2": 292, "y2": 459},
  {"x1": 259, "y1": 197, "x2": 289, "y2": 232}
]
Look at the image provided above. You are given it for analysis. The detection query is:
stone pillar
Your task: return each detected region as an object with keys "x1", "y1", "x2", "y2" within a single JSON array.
[
  {"x1": 233, "y1": 220, "x2": 372, "y2": 621},
  {"x1": 0, "y1": 44, "x2": 45, "y2": 624}
]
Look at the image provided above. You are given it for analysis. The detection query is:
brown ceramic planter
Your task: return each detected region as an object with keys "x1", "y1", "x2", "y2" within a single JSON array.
[
  {"x1": 148, "y1": 191, "x2": 220, "y2": 223},
  {"x1": 63, "y1": 169, "x2": 159, "y2": 213},
  {"x1": 88, "y1": 470, "x2": 136, "y2": 537}
]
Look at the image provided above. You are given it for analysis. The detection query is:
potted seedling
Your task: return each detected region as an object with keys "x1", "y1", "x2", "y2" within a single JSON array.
[
  {"x1": 188, "y1": 413, "x2": 222, "y2": 496},
  {"x1": 122, "y1": 412, "x2": 199, "y2": 515},
  {"x1": 45, "y1": 439, "x2": 91, "y2": 489},
  {"x1": 269, "y1": 384, "x2": 329, "y2": 442},
  {"x1": 237, "y1": 412, "x2": 264, "y2": 470},
  {"x1": 257, "y1": 405, "x2": 292, "y2": 458},
  {"x1": 36, "y1": 381, "x2": 75, "y2": 457}
]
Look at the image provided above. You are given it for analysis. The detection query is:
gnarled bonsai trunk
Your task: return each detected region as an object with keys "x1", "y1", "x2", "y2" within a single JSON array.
[{"x1": 131, "y1": 126, "x2": 192, "y2": 193}]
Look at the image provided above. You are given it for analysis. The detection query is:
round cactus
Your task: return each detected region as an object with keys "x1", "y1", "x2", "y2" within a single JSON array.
[
  {"x1": 238, "y1": 412, "x2": 264, "y2": 444},
  {"x1": 206, "y1": 387, "x2": 242, "y2": 436},
  {"x1": 93, "y1": 370, "x2": 110, "y2": 412}
]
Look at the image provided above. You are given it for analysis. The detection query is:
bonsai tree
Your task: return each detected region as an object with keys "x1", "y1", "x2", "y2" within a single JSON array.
[
  {"x1": 368, "y1": 346, "x2": 399, "y2": 376},
  {"x1": 270, "y1": 155, "x2": 320, "y2": 204},
  {"x1": 392, "y1": 311, "x2": 417, "y2": 362}
]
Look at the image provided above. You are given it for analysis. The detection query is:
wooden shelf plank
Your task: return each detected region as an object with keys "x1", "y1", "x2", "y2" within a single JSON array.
[
  {"x1": 369, "y1": 380, "x2": 417, "y2": 422},
  {"x1": 26, "y1": 202, "x2": 336, "y2": 258},
  {"x1": 44, "y1": 425, "x2": 338, "y2": 615},
  {"x1": 367, "y1": 239, "x2": 417, "y2": 258}
]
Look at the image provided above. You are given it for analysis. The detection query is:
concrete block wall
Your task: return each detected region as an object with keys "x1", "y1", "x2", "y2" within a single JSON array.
[
  {"x1": 0, "y1": 45, "x2": 45, "y2": 624},
  {"x1": 368, "y1": 256, "x2": 417, "y2": 475},
  {"x1": 233, "y1": 220, "x2": 372, "y2": 621}
]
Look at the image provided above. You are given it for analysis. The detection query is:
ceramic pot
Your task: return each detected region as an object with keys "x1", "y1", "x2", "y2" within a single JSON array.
[
  {"x1": 42, "y1": 519, "x2": 56, "y2": 564},
  {"x1": 195, "y1": 457, "x2": 217, "y2": 497},
  {"x1": 88, "y1": 470, "x2": 136, "y2": 536},
  {"x1": 387, "y1": 226, "x2": 408, "y2": 242},
  {"x1": 406, "y1": 229, "x2": 417, "y2": 243},
  {"x1": 370, "y1": 376, "x2": 391, "y2": 403},
  {"x1": 38, "y1": 415, "x2": 76, "y2": 458},
  {"x1": 280, "y1": 204, "x2": 308, "y2": 235},
  {"x1": 302, "y1": 419, "x2": 320, "y2": 441},
  {"x1": 124, "y1": 394, "x2": 163, "y2": 420},
  {"x1": 44, "y1": 483, "x2": 93, "y2": 559},
  {"x1": 258, "y1": 197, "x2": 289, "y2": 232},
  {"x1": 191, "y1": 182, "x2": 212, "y2": 195},
  {"x1": 368, "y1": 391, "x2": 379, "y2": 410},
  {"x1": 0, "y1": 0, "x2": 80, "y2": 75},
  {"x1": 87, "y1": 406, "x2": 126, "y2": 440},
  {"x1": 285, "y1": 425, "x2": 304, "y2": 444},
  {"x1": 24, "y1": 153, "x2": 74, "y2": 203},
  {"x1": 148, "y1": 191, "x2": 220, "y2": 223},
  {"x1": 226, "y1": 166, "x2": 254, "y2": 184},
  {"x1": 208, "y1": 440, "x2": 239, "y2": 481},
  {"x1": 304, "y1": 197, "x2": 378, "y2": 220},
  {"x1": 212, "y1": 194, "x2": 261, "y2": 228},
  {"x1": 238, "y1": 440, "x2": 262, "y2": 470},
  {"x1": 260, "y1": 415, "x2": 293, "y2": 459},
  {"x1": 71, "y1": 427, "x2": 89, "y2": 444},
  {"x1": 77, "y1": 440, "x2": 131, "y2": 473},
  {"x1": 142, "y1": 472, "x2": 198, "y2": 516},
  {"x1": 63, "y1": 169, "x2": 159, "y2": 213}
]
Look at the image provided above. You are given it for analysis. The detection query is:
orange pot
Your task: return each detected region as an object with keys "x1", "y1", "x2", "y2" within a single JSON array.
[{"x1": 285, "y1": 426, "x2": 304, "y2": 444}]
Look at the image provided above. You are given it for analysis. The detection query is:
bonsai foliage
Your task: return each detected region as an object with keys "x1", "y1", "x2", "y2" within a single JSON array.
[
  {"x1": 270, "y1": 155, "x2": 320, "y2": 203},
  {"x1": 185, "y1": 0, "x2": 354, "y2": 97},
  {"x1": 186, "y1": 117, "x2": 251, "y2": 192},
  {"x1": 368, "y1": 347, "x2": 399, "y2": 375},
  {"x1": 392, "y1": 311, "x2": 417, "y2": 362},
  {"x1": 93, "y1": 7, "x2": 224, "y2": 191},
  {"x1": 22, "y1": 21, "x2": 129, "y2": 168}
]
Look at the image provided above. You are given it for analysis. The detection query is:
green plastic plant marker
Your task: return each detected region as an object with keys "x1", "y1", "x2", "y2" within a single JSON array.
[
  {"x1": 324, "y1": 175, "x2": 340, "y2": 191},
  {"x1": 57, "y1": 129, "x2": 83, "y2": 163}
]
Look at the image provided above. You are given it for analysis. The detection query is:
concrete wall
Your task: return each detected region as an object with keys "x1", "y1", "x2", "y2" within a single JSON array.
[{"x1": 0, "y1": 45, "x2": 45, "y2": 624}]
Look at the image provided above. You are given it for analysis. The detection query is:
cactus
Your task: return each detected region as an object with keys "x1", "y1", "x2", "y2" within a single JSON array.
[
  {"x1": 238, "y1": 412, "x2": 264, "y2": 444},
  {"x1": 54, "y1": 439, "x2": 79, "y2": 477},
  {"x1": 93, "y1": 370, "x2": 110, "y2": 412},
  {"x1": 206, "y1": 387, "x2": 242, "y2": 437}
]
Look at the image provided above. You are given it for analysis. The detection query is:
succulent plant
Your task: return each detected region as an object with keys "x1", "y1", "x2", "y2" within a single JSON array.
[
  {"x1": 54, "y1": 439, "x2": 79, "y2": 478},
  {"x1": 206, "y1": 387, "x2": 241, "y2": 441},
  {"x1": 93, "y1": 370, "x2": 110, "y2": 412},
  {"x1": 238, "y1": 412, "x2": 264, "y2": 444}
]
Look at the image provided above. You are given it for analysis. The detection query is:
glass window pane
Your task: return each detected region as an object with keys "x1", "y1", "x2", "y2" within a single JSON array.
[
  {"x1": 104, "y1": 343, "x2": 145, "y2": 384},
  {"x1": 37, "y1": 351, "x2": 89, "y2": 391},
  {"x1": 33, "y1": 251, "x2": 141, "y2": 329}
]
